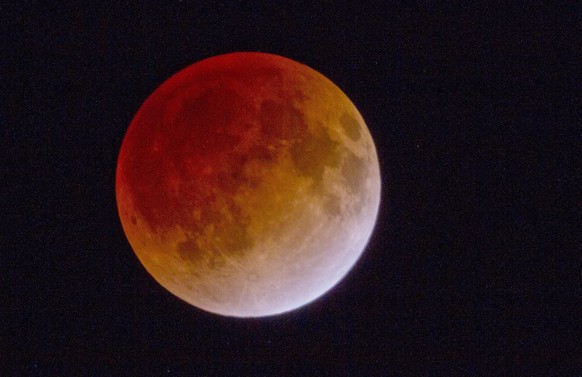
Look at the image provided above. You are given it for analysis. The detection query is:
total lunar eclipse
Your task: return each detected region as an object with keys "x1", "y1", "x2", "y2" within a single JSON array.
[{"x1": 116, "y1": 52, "x2": 381, "y2": 317}]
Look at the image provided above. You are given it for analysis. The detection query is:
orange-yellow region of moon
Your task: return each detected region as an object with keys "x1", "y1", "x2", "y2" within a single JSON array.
[{"x1": 116, "y1": 52, "x2": 381, "y2": 317}]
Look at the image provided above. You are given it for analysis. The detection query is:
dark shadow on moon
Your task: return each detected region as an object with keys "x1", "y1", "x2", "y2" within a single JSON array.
[{"x1": 340, "y1": 112, "x2": 362, "y2": 141}]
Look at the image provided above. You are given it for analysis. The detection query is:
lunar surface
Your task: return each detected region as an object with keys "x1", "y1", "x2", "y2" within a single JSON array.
[{"x1": 116, "y1": 52, "x2": 380, "y2": 317}]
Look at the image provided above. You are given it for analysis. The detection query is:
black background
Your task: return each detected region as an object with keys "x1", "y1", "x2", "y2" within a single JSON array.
[{"x1": 2, "y1": 2, "x2": 579, "y2": 375}]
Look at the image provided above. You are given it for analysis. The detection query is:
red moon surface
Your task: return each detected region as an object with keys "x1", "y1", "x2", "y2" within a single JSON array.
[{"x1": 116, "y1": 52, "x2": 381, "y2": 317}]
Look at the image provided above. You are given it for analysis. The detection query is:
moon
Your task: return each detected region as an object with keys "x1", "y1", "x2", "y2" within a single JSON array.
[{"x1": 116, "y1": 52, "x2": 381, "y2": 317}]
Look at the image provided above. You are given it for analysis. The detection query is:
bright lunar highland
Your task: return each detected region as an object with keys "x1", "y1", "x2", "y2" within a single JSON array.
[{"x1": 116, "y1": 52, "x2": 381, "y2": 317}]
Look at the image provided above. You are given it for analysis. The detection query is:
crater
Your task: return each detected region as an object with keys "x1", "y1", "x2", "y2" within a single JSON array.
[
  {"x1": 341, "y1": 152, "x2": 368, "y2": 195},
  {"x1": 177, "y1": 200, "x2": 254, "y2": 265},
  {"x1": 322, "y1": 194, "x2": 342, "y2": 217},
  {"x1": 177, "y1": 237, "x2": 202, "y2": 264},
  {"x1": 259, "y1": 99, "x2": 307, "y2": 141},
  {"x1": 290, "y1": 126, "x2": 341, "y2": 187},
  {"x1": 171, "y1": 87, "x2": 246, "y2": 157},
  {"x1": 218, "y1": 218, "x2": 254, "y2": 257},
  {"x1": 340, "y1": 112, "x2": 361, "y2": 141}
]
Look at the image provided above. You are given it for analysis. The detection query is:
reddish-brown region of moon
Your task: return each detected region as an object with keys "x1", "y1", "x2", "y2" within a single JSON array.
[{"x1": 116, "y1": 52, "x2": 381, "y2": 317}]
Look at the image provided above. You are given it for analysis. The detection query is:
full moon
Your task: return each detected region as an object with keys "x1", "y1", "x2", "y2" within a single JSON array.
[{"x1": 116, "y1": 52, "x2": 380, "y2": 317}]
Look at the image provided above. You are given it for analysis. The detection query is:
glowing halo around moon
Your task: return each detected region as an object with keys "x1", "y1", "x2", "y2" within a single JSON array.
[{"x1": 116, "y1": 52, "x2": 381, "y2": 317}]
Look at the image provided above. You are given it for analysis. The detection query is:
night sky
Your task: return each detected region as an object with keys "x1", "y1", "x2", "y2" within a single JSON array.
[{"x1": 3, "y1": 2, "x2": 579, "y2": 375}]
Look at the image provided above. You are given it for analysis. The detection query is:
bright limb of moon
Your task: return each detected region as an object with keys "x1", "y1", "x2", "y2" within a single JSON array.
[{"x1": 116, "y1": 52, "x2": 381, "y2": 317}]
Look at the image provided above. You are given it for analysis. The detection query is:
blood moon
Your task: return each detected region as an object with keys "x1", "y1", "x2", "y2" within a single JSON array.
[{"x1": 116, "y1": 52, "x2": 380, "y2": 317}]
